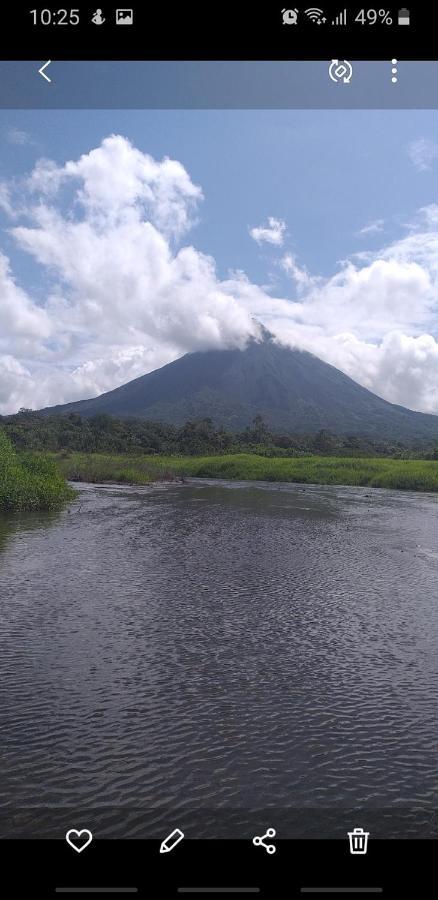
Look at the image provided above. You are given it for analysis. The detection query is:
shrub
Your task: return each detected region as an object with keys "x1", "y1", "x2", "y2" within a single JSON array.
[{"x1": 0, "y1": 429, "x2": 75, "y2": 511}]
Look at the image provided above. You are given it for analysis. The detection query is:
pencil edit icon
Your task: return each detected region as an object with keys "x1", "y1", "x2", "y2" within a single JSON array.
[{"x1": 160, "y1": 827, "x2": 185, "y2": 854}]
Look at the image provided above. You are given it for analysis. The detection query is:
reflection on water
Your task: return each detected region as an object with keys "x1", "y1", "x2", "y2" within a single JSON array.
[
  {"x1": 1, "y1": 478, "x2": 438, "y2": 838},
  {"x1": 0, "y1": 505, "x2": 64, "y2": 551}
]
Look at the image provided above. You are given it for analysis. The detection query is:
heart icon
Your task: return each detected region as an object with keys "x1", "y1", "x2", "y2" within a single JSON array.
[{"x1": 66, "y1": 829, "x2": 93, "y2": 853}]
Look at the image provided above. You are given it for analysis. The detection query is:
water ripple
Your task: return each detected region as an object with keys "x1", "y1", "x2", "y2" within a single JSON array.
[{"x1": 1, "y1": 479, "x2": 438, "y2": 836}]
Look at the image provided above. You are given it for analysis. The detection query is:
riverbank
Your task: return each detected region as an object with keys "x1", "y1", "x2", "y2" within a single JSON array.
[
  {"x1": 0, "y1": 431, "x2": 75, "y2": 511},
  {"x1": 54, "y1": 451, "x2": 438, "y2": 492}
]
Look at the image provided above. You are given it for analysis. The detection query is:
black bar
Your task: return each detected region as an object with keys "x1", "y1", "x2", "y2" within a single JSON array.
[
  {"x1": 0, "y1": 839, "x2": 435, "y2": 900},
  {"x1": 0, "y1": 2, "x2": 434, "y2": 62}
]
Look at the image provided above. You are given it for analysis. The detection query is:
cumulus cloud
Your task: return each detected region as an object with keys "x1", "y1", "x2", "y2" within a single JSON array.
[
  {"x1": 249, "y1": 217, "x2": 286, "y2": 246},
  {"x1": 0, "y1": 135, "x2": 261, "y2": 413},
  {"x1": 0, "y1": 251, "x2": 51, "y2": 348},
  {"x1": 408, "y1": 138, "x2": 438, "y2": 171},
  {"x1": 3, "y1": 134, "x2": 438, "y2": 418},
  {"x1": 0, "y1": 355, "x2": 33, "y2": 411},
  {"x1": 25, "y1": 135, "x2": 203, "y2": 238}
]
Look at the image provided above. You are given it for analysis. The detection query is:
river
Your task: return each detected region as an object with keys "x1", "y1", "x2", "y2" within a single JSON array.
[{"x1": 1, "y1": 479, "x2": 438, "y2": 838}]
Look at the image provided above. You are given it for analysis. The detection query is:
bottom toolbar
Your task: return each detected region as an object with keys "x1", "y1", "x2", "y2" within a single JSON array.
[{"x1": 0, "y1": 837, "x2": 434, "y2": 899}]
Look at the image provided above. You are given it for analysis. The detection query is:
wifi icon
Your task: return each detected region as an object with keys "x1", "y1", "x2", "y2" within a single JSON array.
[{"x1": 305, "y1": 7, "x2": 326, "y2": 23}]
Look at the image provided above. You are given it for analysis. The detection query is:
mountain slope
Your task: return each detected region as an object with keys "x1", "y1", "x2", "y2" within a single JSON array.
[{"x1": 39, "y1": 336, "x2": 438, "y2": 439}]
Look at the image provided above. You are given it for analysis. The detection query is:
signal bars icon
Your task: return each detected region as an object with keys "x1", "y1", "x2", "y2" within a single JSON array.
[{"x1": 332, "y1": 8, "x2": 347, "y2": 26}]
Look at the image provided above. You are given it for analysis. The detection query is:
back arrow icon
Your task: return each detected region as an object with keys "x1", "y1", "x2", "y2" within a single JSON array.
[{"x1": 38, "y1": 60, "x2": 51, "y2": 83}]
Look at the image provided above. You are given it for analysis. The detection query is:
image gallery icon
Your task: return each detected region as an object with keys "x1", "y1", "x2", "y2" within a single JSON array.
[
  {"x1": 116, "y1": 9, "x2": 134, "y2": 25},
  {"x1": 348, "y1": 827, "x2": 370, "y2": 855}
]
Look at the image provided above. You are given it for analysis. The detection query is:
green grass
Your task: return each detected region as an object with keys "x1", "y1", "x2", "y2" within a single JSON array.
[
  {"x1": 53, "y1": 451, "x2": 438, "y2": 493},
  {"x1": 55, "y1": 451, "x2": 178, "y2": 485},
  {"x1": 0, "y1": 430, "x2": 75, "y2": 511}
]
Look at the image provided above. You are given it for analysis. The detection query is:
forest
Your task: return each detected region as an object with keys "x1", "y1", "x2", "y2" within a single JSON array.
[{"x1": 3, "y1": 409, "x2": 438, "y2": 459}]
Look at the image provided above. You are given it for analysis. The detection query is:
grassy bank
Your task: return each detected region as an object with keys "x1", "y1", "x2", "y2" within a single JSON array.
[
  {"x1": 54, "y1": 451, "x2": 438, "y2": 493},
  {"x1": 56, "y1": 452, "x2": 180, "y2": 485},
  {"x1": 0, "y1": 430, "x2": 75, "y2": 511}
]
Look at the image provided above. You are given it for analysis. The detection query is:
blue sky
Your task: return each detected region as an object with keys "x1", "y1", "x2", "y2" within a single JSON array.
[
  {"x1": 2, "y1": 107, "x2": 437, "y2": 280},
  {"x1": 1, "y1": 107, "x2": 438, "y2": 415}
]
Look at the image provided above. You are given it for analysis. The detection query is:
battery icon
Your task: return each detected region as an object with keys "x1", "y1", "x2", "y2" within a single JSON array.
[{"x1": 398, "y1": 8, "x2": 410, "y2": 25}]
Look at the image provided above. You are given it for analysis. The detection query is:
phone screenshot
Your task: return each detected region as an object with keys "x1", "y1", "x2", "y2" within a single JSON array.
[{"x1": 0, "y1": 4, "x2": 436, "y2": 898}]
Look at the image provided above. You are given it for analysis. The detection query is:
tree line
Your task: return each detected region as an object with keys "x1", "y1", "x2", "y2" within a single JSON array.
[{"x1": 2, "y1": 409, "x2": 438, "y2": 458}]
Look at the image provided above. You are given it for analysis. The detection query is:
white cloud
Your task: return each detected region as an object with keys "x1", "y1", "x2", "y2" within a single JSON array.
[
  {"x1": 358, "y1": 218, "x2": 385, "y2": 237},
  {"x1": 258, "y1": 245, "x2": 438, "y2": 414},
  {"x1": 0, "y1": 136, "x2": 260, "y2": 413},
  {"x1": 26, "y1": 135, "x2": 203, "y2": 238},
  {"x1": 293, "y1": 330, "x2": 438, "y2": 417},
  {"x1": 280, "y1": 253, "x2": 319, "y2": 293},
  {"x1": 249, "y1": 217, "x2": 286, "y2": 246},
  {"x1": 0, "y1": 183, "x2": 14, "y2": 216},
  {"x1": 6, "y1": 127, "x2": 32, "y2": 146},
  {"x1": 0, "y1": 343, "x2": 178, "y2": 413},
  {"x1": 408, "y1": 138, "x2": 438, "y2": 171},
  {"x1": 0, "y1": 251, "x2": 51, "y2": 349},
  {"x1": 3, "y1": 135, "x2": 438, "y2": 420},
  {"x1": 0, "y1": 355, "x2": 33, "y2": 411}
]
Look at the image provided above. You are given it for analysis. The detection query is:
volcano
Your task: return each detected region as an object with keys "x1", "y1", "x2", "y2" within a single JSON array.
[{"x1": 39, "y1": 334, "x2": 438, "y2": 439}]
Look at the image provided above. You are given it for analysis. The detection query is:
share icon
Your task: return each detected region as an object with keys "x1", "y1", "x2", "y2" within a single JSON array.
[{"x1": 253, "y1": 827, "x2": 276, "y2": 855}]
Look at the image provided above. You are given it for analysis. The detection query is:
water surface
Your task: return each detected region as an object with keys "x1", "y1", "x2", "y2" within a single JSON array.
[{"x1": 1, "y1": 478, "x2": 438, "y2": 837}]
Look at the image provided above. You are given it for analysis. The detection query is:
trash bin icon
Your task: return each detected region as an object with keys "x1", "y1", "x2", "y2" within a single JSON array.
[{"x1": 348, "y1": 827, "x2": 369, "y2": 855}]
